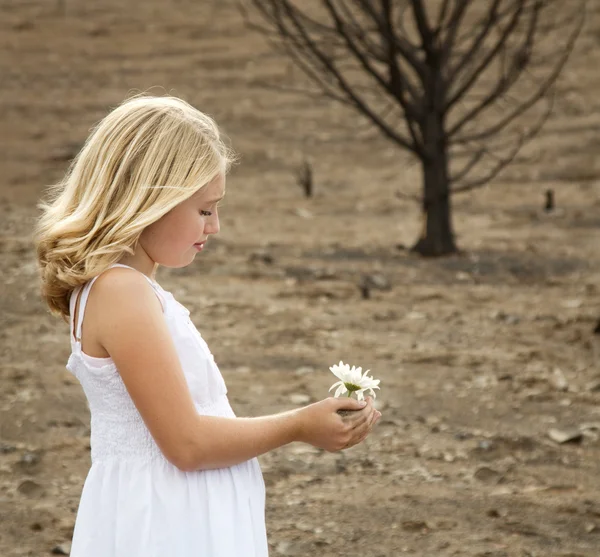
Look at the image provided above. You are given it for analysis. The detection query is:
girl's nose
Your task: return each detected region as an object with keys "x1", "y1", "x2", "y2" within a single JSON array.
[{"x1": 205, "y1": 213, "x2": 220, "y2": 235}]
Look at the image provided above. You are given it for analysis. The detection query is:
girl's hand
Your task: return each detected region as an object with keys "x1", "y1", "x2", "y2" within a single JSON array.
[{"x1": 295, "y1": 396, "x2": 381, "y2": 452}]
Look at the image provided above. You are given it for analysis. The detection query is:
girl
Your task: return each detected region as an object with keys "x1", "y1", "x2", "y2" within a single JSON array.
[{"x1": 34, "y1": 95, "x2": 381, "y2": 557}]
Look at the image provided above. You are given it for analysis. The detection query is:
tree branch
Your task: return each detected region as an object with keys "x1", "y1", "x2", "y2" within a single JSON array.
[
  {"x1": 451, "y1": 87, "x2": 556, "y2": 192},
  {"x1": 273, "y1": 1, "x2": 418, "y2": 152},
  {"x1": 451, "y1": 3, "x2": 584, "y2": 143},
  {"x1": 446, "y1": 2, "x2": 526, "y2": 112}
]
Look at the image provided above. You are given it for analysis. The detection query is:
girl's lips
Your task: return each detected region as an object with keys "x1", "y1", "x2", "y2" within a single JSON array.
[{"x1": 193, "y1": 242, "x2": 205, "y2": 251}]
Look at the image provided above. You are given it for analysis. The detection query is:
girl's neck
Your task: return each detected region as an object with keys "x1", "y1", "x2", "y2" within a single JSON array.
[{"x1": 116, "y1": 257, "x2": 159, "y2": 282}]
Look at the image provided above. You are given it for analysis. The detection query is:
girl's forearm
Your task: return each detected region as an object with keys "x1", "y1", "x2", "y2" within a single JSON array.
[{"x1": 178, "y1": 410, "x2": 303, "y2": 471}]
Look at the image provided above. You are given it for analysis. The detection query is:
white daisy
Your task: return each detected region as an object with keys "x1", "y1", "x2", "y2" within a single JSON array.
[{"x1": 328, "y1": 360, "x2": 380, "y2": 401}]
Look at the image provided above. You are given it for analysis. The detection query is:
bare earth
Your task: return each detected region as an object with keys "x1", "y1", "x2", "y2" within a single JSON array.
[{"x1": 1, "y1": 1, "x2": 600, "y2": 556}]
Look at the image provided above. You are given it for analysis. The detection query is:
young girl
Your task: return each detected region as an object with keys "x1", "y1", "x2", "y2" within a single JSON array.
[{"x1": 33, "y1": 95, "x2": 381, "y2": 557}]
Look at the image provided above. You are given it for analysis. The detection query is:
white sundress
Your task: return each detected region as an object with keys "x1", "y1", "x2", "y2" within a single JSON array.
[{"x1": 65, "y1": 263, "x2": 268, "y2": 557}]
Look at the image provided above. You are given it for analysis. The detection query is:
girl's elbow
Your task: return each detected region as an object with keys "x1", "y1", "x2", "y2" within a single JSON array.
[{"x1": 160, "y1": 439, "x2": 202, "y2": 472}]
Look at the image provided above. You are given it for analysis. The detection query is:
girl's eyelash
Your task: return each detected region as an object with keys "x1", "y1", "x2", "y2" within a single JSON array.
[{"x1": 200, "y1": 202, "x2": 223, "y2": 217}]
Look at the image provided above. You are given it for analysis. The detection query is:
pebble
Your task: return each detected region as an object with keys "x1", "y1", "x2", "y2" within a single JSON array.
[
  {"x1": 289, "y1": 393, "x2": 311, "y2": 405},
  {"x1": 51, "y1": 543, "x2": 71, "y2": 555}
]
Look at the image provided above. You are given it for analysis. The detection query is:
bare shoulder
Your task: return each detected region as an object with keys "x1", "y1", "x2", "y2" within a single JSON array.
[
  {"x1": 90, "y1": 267, "x2": 165, "y2": 354},
  {"x1": 90, "y1": 267, "x2": 200, "y2": 469},
  {"x1": 92, "y1": 267, "x2": 161, "y2": 313},
  {"x1": 77, "y1": 267, "x2": 162, "y2": 358}
]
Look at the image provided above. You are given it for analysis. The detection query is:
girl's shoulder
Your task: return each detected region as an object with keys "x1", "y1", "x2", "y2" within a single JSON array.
[
  {"x1": 87, "y1": 266, "x2": 166, "y2": 314},
  {"x1": 72, "y1": 266, "x2": 167, "y2": 359}
]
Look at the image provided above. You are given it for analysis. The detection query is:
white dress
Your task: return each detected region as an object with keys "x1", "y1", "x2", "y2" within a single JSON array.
[{"x1": 65, "y1": 263, "x2": 268, "y2": 557}]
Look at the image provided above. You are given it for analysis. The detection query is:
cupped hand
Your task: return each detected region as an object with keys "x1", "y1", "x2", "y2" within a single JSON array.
[{"x1": 295, "y1": 396, "x2": 381, "y2": 452}]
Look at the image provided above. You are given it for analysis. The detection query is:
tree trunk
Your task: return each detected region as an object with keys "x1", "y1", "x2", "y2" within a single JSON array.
[{"x1": 411, "y1": 111, "x2": 457, "y2": 256}]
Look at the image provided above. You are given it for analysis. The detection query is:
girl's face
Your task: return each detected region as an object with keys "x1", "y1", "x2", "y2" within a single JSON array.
[{"x1": 138, "y1": 173, "x2": 225, "y2": 269}]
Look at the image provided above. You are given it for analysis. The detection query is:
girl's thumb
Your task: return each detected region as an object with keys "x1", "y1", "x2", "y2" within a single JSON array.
[{"x1": 336, "y1": 397, "x2": 368, "y2": 410}]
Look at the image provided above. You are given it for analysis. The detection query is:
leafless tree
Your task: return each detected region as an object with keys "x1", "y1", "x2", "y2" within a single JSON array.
[{"x1": 241, "y1": 0, "x2": 585, "y2": 255}]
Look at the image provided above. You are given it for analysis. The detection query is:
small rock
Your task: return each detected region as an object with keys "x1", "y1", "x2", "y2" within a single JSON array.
[
  {"x1": 362, "y1": 274, "x2": 391, "y2": 291},
  {"x1": 550, "y1": 368, "x2": 569, "y2": 392},
  {"x1": 406, "y1": 311, "x2": 427, "y2": 320},
  {"x1": 293, "y1": 208, "x2": 313, "y2": 219},
  {"x1": 474, "y1": 466, "x2": 503, "y2": 484},
  {"x1": 17, "y1": 479, "x2": 45, "y2": 498},
  {"x1": 477, "y1": 440, "x2": 493, "y2": 451},
  {"x1": 585, "y1": 379, "x2": 600, "y2": 392},
  {"x1": 401, "y1": 520, "x2": 428, "y2": 532},
  {"x1": 294, "y1": 366, "x2": 315, "y2": 376},
  {"x1": 491, "y1": 310, "x2": 520, "y2": 324},
  {"x1": 18, "y1": 450, "x2": 43, "y2": 469},
  {"x1": 51, "y1": 544, "x2": 71, "y2": 555},
  {"x1": 548, "y1": 428, "x2": 583, "y2": 444},
  {"x1": 289, "y1": 393, "x2": 311, "y2": 405},
  {"x1": 248, "y1": 251, "x2": 274, "y2": 265},
  {"x1": 235, "y1": 366, "x2": 251, "y2": 374}
]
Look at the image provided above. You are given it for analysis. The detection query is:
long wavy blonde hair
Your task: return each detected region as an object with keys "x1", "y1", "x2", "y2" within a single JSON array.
[{"x1": 34, "y1": 94, "x2": 235, "y2": 323}]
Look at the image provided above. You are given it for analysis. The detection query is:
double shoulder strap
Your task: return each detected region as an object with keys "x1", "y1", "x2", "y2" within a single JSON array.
[{"x1": 69, "y1": 264, "x2": 162, "y2": 343}]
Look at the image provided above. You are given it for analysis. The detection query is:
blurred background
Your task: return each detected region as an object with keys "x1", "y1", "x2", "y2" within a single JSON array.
[{"x1": 1, "y1": 1, "x2": 599, "y2": 556}]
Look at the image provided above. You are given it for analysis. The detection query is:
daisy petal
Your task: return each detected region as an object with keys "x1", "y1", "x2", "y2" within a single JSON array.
[{"x1": 334, "y1": 384, "x2": 348, "y2": 398}]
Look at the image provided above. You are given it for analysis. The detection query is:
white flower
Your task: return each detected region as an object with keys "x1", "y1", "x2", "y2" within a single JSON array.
[{"x1": 328, "y1": 360, "x2": 380, "y2": 401}]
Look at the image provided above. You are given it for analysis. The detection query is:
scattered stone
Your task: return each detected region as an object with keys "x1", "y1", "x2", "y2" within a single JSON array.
[
  {"x1": 235, "y1": 366, "x2": 251, "y2": 374},
  {"x1": 548, "y1": 428, "x2": 583, "y2": 444},
  {"x1": 474, "y1": 466, "x2": 503, "y2": 484},
  {"x1": 293, "y1": 208, "x2": 313, "y2": 219},
  {"x1": 289, "y1": 393, "x2": 311, "y2": 405},
  {"x1": 406, "y1": 311, "x2": 427, "y2": 320},
  {"x1": 294, "y1": 366, "x2": 315, "y2": 376},
  {"x1": 373, "y1": 309, "x2": 398, "y2": 321},
  {"x1": 580, "y1": 423, "x2": 600, "y2": 440},
  {"x1": 18, "y1": 450, "x2": 43, "y2": 470},
  {"x1": 401, "y1": 520, "x2": 428, "y2": 532},
  {"x1": 17, "y1": 479, "x2": 45, "y2": 498},
  {"x1": 561, "y1": 299, "x2": 582, "y2": 309},
  {"x1": 248, "y1": 251, "x2": 274, "y2": 265},
  {"x1": 491, "y1": 310, "x2": 520, "y2": 325},
  {"x1": 51, "y1": 544, "x2": 71, "y2": 555},
  {"x1": 585, "y1": 378, "x2": 600, "y2": 392},
  {"x1": 361, "y1": 274, "x2": 391, "y2": 291},
  {"x1": 30, "y1": 522, "x2": 43, "y2": 531},
  {"x1": 550, "y1": 368, "x2": 569, "y2": 392}
]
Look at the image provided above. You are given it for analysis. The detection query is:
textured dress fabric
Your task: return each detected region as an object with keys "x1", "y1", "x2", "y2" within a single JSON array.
[{"x1": 65, "y1": 263, "x2": 268, "y2": 557}]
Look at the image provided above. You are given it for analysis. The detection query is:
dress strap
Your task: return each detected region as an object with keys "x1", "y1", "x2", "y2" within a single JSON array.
[{"x1": 70, "y1": 263, "x2": 166, "y2": 343}]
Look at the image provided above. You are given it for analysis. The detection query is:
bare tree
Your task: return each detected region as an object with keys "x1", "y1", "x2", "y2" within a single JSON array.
[{"x1": 241, "y1": 0, "x2": 585, "y2": 255}]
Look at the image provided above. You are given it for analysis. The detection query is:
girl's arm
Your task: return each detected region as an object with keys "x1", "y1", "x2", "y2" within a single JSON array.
[{"x1": 93, "y1": 269, "x2": 379, "y2": 472}]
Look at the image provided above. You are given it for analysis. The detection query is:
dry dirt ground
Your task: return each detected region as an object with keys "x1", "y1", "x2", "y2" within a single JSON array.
[{"x1": 1, "y1": 1, "x2": 600, "y2": 556}]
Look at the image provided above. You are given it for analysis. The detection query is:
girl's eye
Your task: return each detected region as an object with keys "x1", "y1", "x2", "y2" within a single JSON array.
[{"x1": 200, "y1": 210, "x2": 212, "y2": 216}]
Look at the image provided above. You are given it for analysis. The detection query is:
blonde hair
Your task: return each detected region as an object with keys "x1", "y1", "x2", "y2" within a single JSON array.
[{"x1": 34, "y1": 94, "x2": 235, "y2": 322}]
